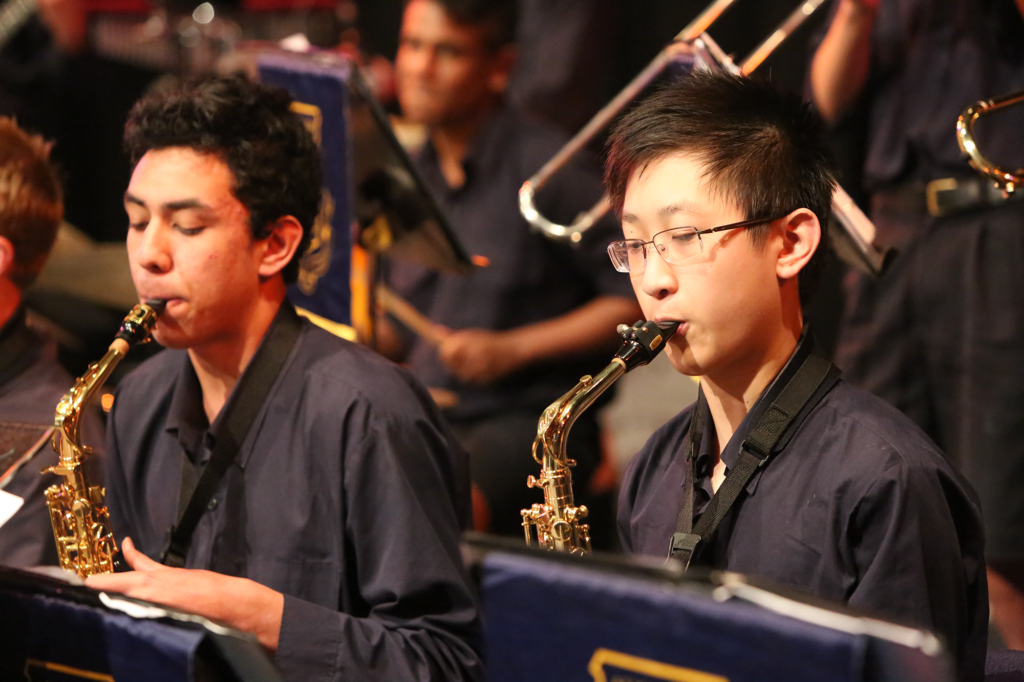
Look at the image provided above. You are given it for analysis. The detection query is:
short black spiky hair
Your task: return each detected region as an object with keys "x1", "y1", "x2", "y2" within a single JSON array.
[
  {"x1": 604, "y1": 69, "x2": 836, "y2": 304},
  {"x1": 410, "y1": 0, "x2": 518, "y2": 50},
  {"x1": 124, "y1": 74, "x2": 322, "y2": 284}
]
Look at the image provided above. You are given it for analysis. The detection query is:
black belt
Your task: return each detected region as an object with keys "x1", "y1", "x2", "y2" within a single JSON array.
[{"x1": 874, "y1": 176, "x2": 1022, "y2": 218}]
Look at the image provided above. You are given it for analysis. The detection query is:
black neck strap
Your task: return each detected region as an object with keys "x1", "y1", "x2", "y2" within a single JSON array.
[
  {"x1": 668, "y1": 337, "x2": 840, "y2": 569},
  {"x1": 160, "y1": 303, "x2": 304, "y2": 568}
]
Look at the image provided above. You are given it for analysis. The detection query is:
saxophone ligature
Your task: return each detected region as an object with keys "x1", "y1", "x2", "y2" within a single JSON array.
[
  {"x1": 522, "y1": 319, "x2": 680, "y2": 555},
  {"x1": 44, "y1": 299, "x2": 165, "y2": 578}
]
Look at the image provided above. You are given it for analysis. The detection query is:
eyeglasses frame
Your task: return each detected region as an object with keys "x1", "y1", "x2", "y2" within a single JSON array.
[{"x1": 608, "y1": 213, "x2": 791, "y2": 274}]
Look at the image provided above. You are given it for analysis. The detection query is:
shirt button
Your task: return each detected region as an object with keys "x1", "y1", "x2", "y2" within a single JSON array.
[{"x1": 207, "y1": 498, "x2": 219, "y2": 511}]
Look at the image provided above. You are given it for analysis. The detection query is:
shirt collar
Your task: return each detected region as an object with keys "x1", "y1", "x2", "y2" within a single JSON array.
[
  {"x1": 165, "y1": 357, "x2": 210, "y2": 460},
  {"x1": 694, "y1": 328, "x2": 821, "y2": 495},
  {"x1": 0, "y1": 306, "x2": 42, "y2": 386},
  {"x1": 419, "y1": 101, "x2": 514, "y2": 193},
  {"x1": 164, "y1": 302, "x2": 301, "y2": 469},
  {"x1": 0, "y1": 305, "x2": 25, "y2": 341}
]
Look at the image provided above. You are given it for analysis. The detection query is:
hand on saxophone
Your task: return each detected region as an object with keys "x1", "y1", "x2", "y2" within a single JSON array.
[{"x1": 85, "y1": 537, "x2": 285, "y2": 651}]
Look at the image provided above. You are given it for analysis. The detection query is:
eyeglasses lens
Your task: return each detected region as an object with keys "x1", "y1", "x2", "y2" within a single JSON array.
[{"x1": 607, "y1": 228, "x2": 702, "y2": 274}]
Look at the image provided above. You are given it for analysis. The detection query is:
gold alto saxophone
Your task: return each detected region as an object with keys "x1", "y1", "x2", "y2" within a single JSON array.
[
  {"x1": 44, "y1": 300, "x2": 165, "y2": 578},
  {"x1": 522, "y1": 319, "x2": 680, "y2": 555}
]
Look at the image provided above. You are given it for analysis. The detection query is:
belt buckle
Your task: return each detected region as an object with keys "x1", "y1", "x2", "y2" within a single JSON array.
[{"x1": 926, "y1": 178, "x2": 960, "y2": 218}]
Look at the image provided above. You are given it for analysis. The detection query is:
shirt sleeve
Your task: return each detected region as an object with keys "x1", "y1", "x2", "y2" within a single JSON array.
[
  {"x1": 616, "y1": 446, "x2": 645, "y2": 555},
  {"x1": 846, "y1": 459, "x2": 987, "y2": 682},
  {"x1": 803, "y1": 0, "x2": 895, "y2": 140},
  {"x1": 273, "y1": 399, "x2": 482, "y2": 682}
]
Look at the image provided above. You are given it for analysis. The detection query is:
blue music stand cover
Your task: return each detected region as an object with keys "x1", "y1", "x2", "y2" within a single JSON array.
[
  {"x1": 259, "y1": 54, "x2": 353, "y2": 327},
  {"x1": 480, "y1": 551, "x2": 951, "y2": 682},
  {"x1": 0, "y1": 566, "x2": 281, "y2": 681}
]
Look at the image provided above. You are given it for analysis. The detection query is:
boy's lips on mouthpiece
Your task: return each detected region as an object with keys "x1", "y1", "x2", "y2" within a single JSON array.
[{"x1": 655, "y1": 319, "x2": 685, "y2": 337}]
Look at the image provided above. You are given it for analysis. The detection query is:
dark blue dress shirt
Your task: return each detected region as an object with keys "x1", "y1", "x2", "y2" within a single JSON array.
[
  {"x1": 389, "y1": 103, "x2": 634, "y2": 420},
  {"x1": 618, "y1": 338, "x2": 988, "y2": 682},
  {"x1": 105, "y1": 306, "x2": 482, "y2": 682},
  {"x1": 836, "y1": 0, "x2": 1024, "y2": 189}
]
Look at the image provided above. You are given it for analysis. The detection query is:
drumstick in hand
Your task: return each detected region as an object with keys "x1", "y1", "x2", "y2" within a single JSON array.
[{"x1": 376, "y1": 284, "x2": 450, "y2": 347}]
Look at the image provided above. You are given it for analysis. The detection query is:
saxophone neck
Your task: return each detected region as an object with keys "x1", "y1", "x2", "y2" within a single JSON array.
[
  {"x1": 537, "y1": 358, "x2": 627, "y2": 469},
  {"x1": 51, "y1": 300, "x2": 163, "y2": 467},
  {"x1": 53, "y1": 346, "x2": 126, "y2": 464}
]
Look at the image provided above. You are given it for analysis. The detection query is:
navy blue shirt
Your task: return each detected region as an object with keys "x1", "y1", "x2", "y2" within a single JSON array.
[
  {"x1": 618, "y1": 338, "x2": 988, "y2": 682},
  {"x1": 389, "y1": 103, "x2": 634, "y2": 420},
  {"x1": 105, "y1": 305, "x2": 482, "y2": 682},
  {"x1": 0, "y1": 308, "x2": 104, "y2": 568},
  {"x1": 826, "y1": 0, "x2": 1024, "y2": 188}
]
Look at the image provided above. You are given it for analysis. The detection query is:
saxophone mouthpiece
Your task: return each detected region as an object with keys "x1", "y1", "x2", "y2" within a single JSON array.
[
  {"x1": 114, "y1": 299, "x2": 165, "y2": 347},
  {"x1": 656, "y1": 320, "x2": 681, "y2": 338},
  {"x1": 145, "y1": 299, "x2": 167, "y2": 315},
  {"x1": 615, "y1": 319, "x2": 679, "y2": 371}
]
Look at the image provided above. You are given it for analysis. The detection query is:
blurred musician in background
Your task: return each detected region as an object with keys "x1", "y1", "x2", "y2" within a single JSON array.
[
  {"x1": 0, "y1": 0, "x2": 157, "y2": 244},
  {"x1": 504, "y1": 0, "x2": 621, "y2": 135},
  {"x1": 810, "y1": 0, "x2": 1024, "y2": 647},
  {"x1": 0, "y1": 117, "x2": 103, "y2": 567},
  {"x1": 0, "y1": 0, "x2": 88, "y2": 126},
  {"x1": 85, "y1": 75, "x2": 482, "y2": 682},
  {"x1": 608, "y1": 71, "x2": 987, "y2": 681},
  {"x1": 382, "y1": 0, "x2": 639, "y2": 539}
]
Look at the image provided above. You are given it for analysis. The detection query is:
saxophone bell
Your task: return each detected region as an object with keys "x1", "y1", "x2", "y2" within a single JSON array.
[{"x1": 522, "y1": 319, "x2": 679, "y2": 555}]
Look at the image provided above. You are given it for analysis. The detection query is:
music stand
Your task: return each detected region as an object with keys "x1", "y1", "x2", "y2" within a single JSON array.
[
  {"x1": 345, "y1": 65, "x2": 473, "y2": 276},
  {"x1": 0, "y1": 565, "x2": 283, "y2": 681},
  {"x1": 255, "y1": 48, "x2": 471, "y2": 274},
  {"x1": 464, "y1": 533, "x2": 953, "y2": 682},
  {"x1": 257, "y1": 49, "x2": 470, "y2": 346}
]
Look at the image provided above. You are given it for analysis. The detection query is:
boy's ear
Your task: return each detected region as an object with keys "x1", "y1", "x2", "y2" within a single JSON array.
[
  {"x1": 0, "y1": 236, "x2": 14, "y2": 279},
  {"x1": 775, "y1": 208, "x2": 820, "y2": 282},
  {"x1": 257, "y1": 215, "x2": 305, "y2": 279}
]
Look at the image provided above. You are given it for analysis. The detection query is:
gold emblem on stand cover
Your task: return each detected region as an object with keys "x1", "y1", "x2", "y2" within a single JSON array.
[{"x1": 44, "y1": 301, "x2": 163, "y2": 578}]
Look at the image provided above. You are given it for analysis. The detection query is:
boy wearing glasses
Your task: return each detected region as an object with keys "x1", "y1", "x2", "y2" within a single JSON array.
[{"x1": 607, "y1": 71, "x2": 987, "y2": 681}]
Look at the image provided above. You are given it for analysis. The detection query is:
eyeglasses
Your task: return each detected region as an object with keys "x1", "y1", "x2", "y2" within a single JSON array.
[{"x1": 606, "y1": 214, "x2": 789, "y2": 274}]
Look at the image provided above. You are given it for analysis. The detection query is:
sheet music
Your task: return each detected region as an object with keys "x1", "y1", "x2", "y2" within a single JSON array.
[{"x1": 0, "y1": 489, "x2": 24, "y2": 529}]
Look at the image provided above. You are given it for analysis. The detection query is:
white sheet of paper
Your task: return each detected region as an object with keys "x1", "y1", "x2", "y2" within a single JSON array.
[{"x1": 0, "y1": 488, "x2": 25, "y2": 529}]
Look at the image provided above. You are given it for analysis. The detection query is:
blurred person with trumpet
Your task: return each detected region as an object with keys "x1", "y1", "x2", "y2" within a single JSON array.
[
  {"x1": 0, "y1": 116, "x2": 103, "y2": 567},
  {"x1": 381, "y1": 0, "x2": 639, "y2": 539},
  {"x1": 811, "y1": 0, "x2": 1024, "y2": 647},
  {"x1": 84, "y1": 75, "x2": 483, "y2": 682},
  {"x1": 609, "y1": 71, "x2": 987, "y2": 681}
]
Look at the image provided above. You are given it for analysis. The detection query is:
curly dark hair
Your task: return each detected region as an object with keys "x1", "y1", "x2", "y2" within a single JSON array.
[
  {"x1": 124, "y1": 74, "x2": 322, "y2": 284},
  {"x1": 604, "y1": 70, "x2": 837, "y2": 305}
]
